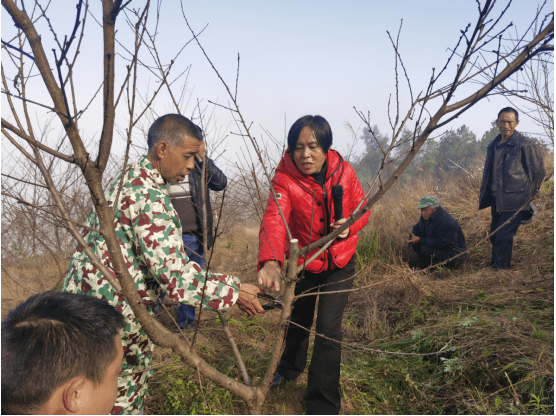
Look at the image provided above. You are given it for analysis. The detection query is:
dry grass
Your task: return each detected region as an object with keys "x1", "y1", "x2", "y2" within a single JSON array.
[
  {"x1": 1, "y1": 251, "x2": 69, "y2": 316},
  {"x1": 148, "y1": 153, "x2": 553, "y2": 414},
  {"x1": 345, "y1": 152, "x2": 553, "y2": 336},
  {"x1": 2, "y1": 153, "x2": 552, "y2": 414}
]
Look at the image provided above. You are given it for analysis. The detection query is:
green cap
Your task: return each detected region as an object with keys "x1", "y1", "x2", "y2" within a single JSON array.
[{"x1": 417, "y1": 196, "x2": 440, "y2": 209}]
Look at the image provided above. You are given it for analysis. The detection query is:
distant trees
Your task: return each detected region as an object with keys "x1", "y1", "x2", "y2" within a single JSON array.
[
  {"x1": 436, "y1": 125, "x2": 479, "y2": 176},
  {"x1": 355, "y1": 118, "x2": 552, "y2": 185},
  {"x1": 354, "y1": 126, "x2": 390, "y2": 184},
  {"x1": 355, "y1": 124, "x2": 481, "y2": 182},
  {"x1": 2, "y1": 0, "x2": 552, "y2": 413},
  {"x1": 478, "y1": 121, "x2": 499, "y2": 154}
]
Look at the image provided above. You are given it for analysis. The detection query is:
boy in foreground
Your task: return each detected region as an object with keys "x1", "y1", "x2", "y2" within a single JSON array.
[{"x1": 1, "y1": 291, "x2": 125, "y2": 415}]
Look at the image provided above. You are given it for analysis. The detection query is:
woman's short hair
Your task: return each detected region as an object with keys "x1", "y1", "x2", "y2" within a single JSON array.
[
  {"x1": 147, "y1": 114, "x2": 203, "y2": 153},
  {"x1": 287, "y1": 115, "x2": 333, "y2": 154}
]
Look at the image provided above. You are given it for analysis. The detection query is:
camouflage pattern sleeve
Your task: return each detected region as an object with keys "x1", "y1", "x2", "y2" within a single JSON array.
[
  {"x1": 64, "y1": 156, "x2": 242, "y2": 415},
  {"x1": 119, "y1": 160, "x2": 240, "y2": 311}
]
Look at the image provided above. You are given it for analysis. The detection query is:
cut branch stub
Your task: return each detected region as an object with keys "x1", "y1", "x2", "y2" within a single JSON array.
[{"x1": 258, "y1": 239, "x2": 299, "y2": 396}]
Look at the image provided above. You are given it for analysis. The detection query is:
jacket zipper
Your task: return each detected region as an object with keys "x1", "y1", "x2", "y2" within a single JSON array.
[{"x1": 321, "y1": 184, "x2": 332, "y2": 269}]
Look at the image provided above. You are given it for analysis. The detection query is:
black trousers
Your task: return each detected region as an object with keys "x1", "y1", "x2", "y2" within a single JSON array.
[
  {"x1": 490, "y1": 205, "x2": 525, "y2": 269},
  {"x1": 412, "y1": 244, "x2": 467, "y2": 269},
  {"x1": 277, "y1": 255, "x2": 355, "y2": 415}
]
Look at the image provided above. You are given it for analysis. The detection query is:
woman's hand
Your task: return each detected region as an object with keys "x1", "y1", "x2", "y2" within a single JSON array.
[
  {"x1": 258, "y1": 261, "x2": 281, "y2": 292},
  {"x1": 236, "y1": 283, "x2": 265, "y2": 316},
  {"x1": 330, "y1": 218, "x2": 350, "y2": 239}
]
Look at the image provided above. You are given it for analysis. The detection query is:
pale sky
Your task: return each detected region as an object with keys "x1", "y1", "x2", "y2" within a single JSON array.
[{"x1": 2, "y1": 0, "x2": 553, "y2": 172}]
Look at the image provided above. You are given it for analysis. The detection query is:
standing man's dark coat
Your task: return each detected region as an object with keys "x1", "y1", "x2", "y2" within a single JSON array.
[
  {"x1": 479, "y1": 124, "x2": 545, "y2": 269},
  {"x1": 479, "y1": 131, "x2": 545, "y2": 212}
]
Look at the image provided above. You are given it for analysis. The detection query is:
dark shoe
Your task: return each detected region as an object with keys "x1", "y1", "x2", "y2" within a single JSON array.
[
  {"x1": 490, "y1": 264, "x2": 509, "y2": 271},
  {"x1": 271, "y1": 373, "x2": 287, "y2": 388}
]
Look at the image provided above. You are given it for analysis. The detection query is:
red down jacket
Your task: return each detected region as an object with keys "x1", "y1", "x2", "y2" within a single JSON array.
[{"x1": 258, "y1": 149, "x2": 370, "y2": 273}]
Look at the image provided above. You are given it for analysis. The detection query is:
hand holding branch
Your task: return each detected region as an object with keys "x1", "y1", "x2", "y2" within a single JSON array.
[
  {"x1": 258, "y1": 261, "x2": 281, "y2": 292},
  {"x1": 330, "y1": 218, "x2": 350, "y2": 239}
]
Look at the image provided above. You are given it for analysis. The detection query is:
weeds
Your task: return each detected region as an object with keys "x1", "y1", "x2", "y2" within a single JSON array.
[
  {"x1": 3, "y1": 155, "x2": 552, "y2": 414},
  {"x1": 340, "y1": 293, "x2": 553, "y2": 415},
  {"x1": 146, "y1": 360, "x2": 238, "y2": 415}
]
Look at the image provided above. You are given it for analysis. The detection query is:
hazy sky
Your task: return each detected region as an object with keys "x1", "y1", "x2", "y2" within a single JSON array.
[{"x1": 2, "y1": 0, "x2": 553, "y2": 169}]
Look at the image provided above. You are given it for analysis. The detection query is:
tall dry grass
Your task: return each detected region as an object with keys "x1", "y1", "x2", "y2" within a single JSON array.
[
  {"x1": 149, "y1": 152, "x2": 553, "y2": 414},
  {"x1": 344, "y1": 152, "x2": 554, "y2": 340},
  {"x1": 2, "y1": 150, "x2": 552, "y2": 414}
]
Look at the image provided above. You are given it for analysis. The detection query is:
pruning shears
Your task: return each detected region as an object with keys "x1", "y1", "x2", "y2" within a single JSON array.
[{"x1": 257, "y1": 293, "x2": 283, "y2": 310}]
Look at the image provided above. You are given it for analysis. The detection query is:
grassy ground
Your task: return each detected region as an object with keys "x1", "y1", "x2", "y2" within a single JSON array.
[
  {"x1": 1, "y1": 250, "x2": 68, "y2": 317},
  {"x1": 144, "y1": 155, "x2": 554, "y2": 414},
  {"x1": 2, "y1": 156, "x2": 552, "y2": 414},
  {"x1": 145, "y1": 267, "x2": 553, "y2": 415}
]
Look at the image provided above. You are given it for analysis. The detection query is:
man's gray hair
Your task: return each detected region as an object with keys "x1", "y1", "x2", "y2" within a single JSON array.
[{"x1": 147, "y1": 114, "x2": 203, "y2": 153}]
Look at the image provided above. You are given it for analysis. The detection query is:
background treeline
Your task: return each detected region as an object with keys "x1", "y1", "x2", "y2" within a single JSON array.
[{"x1": 353, "y1": 122, "x2": 551, "y2": 185}]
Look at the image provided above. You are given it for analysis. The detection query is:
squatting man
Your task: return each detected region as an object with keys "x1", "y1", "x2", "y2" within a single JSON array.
[{"x1": 408, "y1": 196, "x2": 468, "y2": 271}]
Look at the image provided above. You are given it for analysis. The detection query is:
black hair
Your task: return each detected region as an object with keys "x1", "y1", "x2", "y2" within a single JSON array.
[
  {"x1": 147, "y1": 114, "x2": 204, "y2": 153},
  {"x1": 1, "y1": 291, "x2": 125, "y2": 415},
  {"x1": 287, "y1": 115, "x2": 333, "y2": 154},
  {"x1": 497, "y1": 107, "x2": 519, "y2": 121}
]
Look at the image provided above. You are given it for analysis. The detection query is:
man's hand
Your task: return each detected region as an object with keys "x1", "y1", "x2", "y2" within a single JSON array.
[
  {"x1": 236, "y1": 283, "x2": 265, "y2": 316},
  {"x1": 330, "y1": 218, "x2": 349, "y2": 239},
  {"x1": 195, "y1": 141, "x2": 206, "y2": 162},
  {"x1": 258, "y1": 261, "x2": 281, "y2": 292},
  {"x1": 408, "y1": 234, "x2": 420, "y2": 245}
]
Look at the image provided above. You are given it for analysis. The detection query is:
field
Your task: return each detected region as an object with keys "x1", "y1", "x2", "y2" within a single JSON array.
[
  {"x1": 145, "y1": 154, "x2": 554, "y2": 414},
  {"x1": 1, "y1": 156, "x2": 553, "y2": 415}
]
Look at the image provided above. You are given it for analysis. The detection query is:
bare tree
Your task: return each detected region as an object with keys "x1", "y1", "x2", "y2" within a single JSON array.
[
  {"x1": 499, "y1": 42, "x2": 554, "y2": 144},
  {"x1": 1, "y1": 0, "x2": 553, "y2": 414}
]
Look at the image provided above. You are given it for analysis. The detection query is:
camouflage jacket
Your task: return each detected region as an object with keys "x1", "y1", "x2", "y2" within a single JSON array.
[{"x1": 63, "y1": 156, "x2": 240, "y2": 415}]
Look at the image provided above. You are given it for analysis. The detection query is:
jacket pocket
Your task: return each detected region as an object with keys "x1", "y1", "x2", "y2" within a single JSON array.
[{"x1": 504, "y1": 183, "x2": 526, "y2": 193}]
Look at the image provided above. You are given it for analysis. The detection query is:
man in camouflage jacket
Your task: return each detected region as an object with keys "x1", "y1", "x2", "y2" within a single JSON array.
[{"x1": 64, "y1": 114, "x2": 263, "y2": 414}]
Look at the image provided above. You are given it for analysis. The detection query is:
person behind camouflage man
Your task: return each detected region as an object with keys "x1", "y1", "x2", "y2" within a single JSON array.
[
  {"x1": 158, "y1": 139, "x2": 228, "y2": 329},
  {"x1": 63, "y1": 114, "x2": 264, "y2": 414},
  {"x1": 478, "y1": 107, "x2": 546, "y2": 270},
  {"x1": 408, "y1": 196, "x2": 468, "y2": 269},
  {"x1": 1, "y1": 291, "x2": 125, "y2": 415}
]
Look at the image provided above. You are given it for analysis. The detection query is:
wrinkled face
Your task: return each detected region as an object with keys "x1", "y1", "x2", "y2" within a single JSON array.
[
  {"x1": 293, "y1": 126, "x2": 327, "y2": 176},
  {"x1": 85, "y1": 334, "x2": 124, "y2": 415},
  {"x1": 158, "y1": 136, "x2": 201, "y2": 183},
  {"x1": 496, "y1": 111, "x2": 519, "y2": 142},
  {"x1": 421, "y1": 206, "x2": 434, "y2": 220}
]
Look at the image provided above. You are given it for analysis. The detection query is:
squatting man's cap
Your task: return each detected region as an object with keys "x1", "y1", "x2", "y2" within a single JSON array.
[{"x1": 416, "y1": 196, "x2": 440, "y2": 209}]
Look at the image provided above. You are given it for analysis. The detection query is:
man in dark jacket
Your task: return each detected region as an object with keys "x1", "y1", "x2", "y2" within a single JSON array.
[
  {"x1": 409, "y1": 196, "x2": 467, "y2": 269},
  {"x1": 478, "y1": 107, "x2": 545, "y2": 270},
  {"x1": 160, "y1": 140, "x2": 228, "y2": 328}
]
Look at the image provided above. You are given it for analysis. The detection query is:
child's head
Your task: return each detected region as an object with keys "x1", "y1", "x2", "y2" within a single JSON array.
[{"x1": 1, "y1": 291, "x2": 125, "y2": 415}]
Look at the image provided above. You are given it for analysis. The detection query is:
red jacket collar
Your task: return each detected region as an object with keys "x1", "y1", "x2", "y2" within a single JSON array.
[{"x1": 278, "y1": 149, "x2": 343, "y2": 183}]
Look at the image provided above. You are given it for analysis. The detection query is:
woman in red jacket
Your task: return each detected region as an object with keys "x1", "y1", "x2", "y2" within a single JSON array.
[{"x1": 258, "y1": 115, "x2": 370, "y2": 414}]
